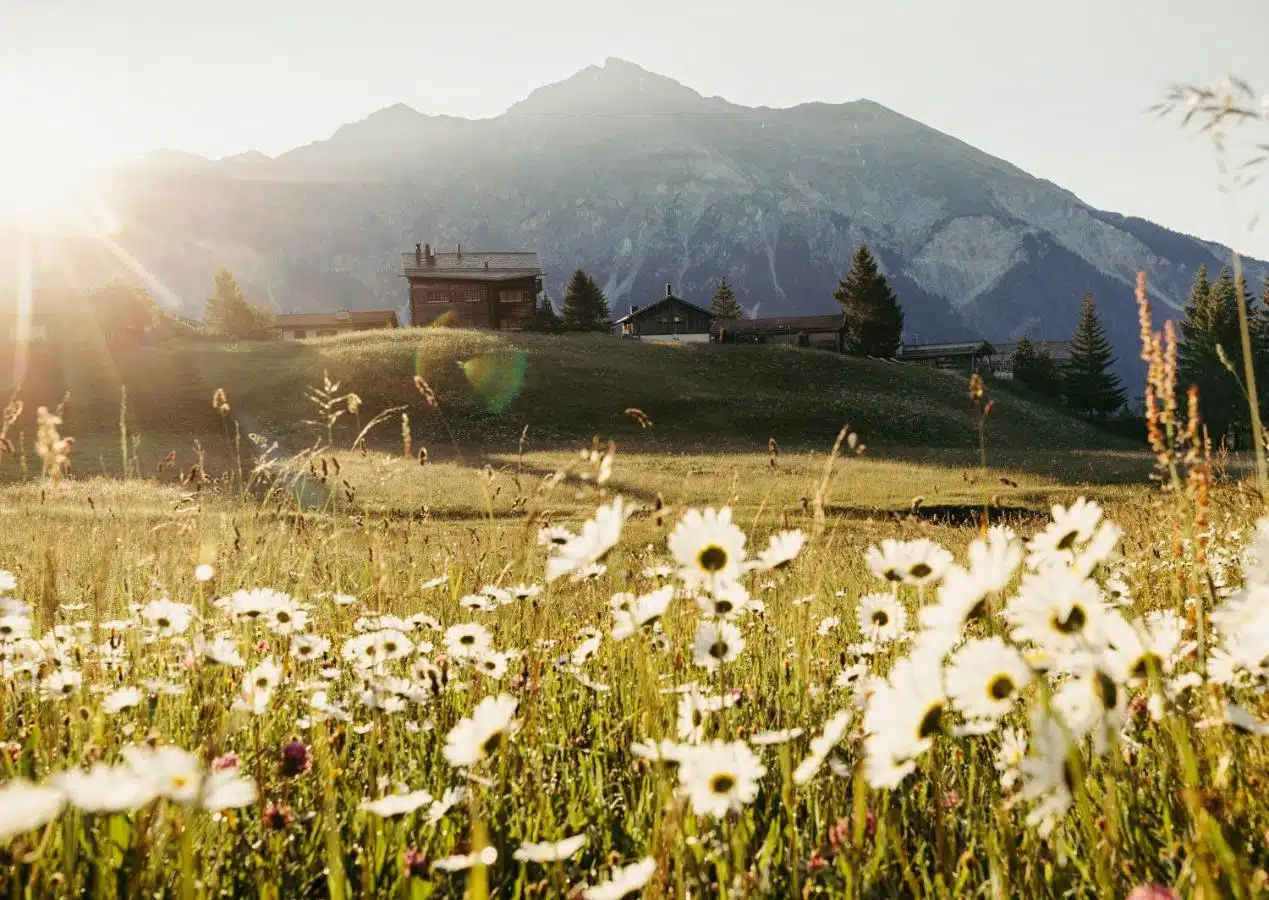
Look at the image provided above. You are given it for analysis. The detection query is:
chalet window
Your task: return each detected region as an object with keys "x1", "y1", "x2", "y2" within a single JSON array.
[
  {"x1": 293, "y1": 329, "x2": 307, "y2": 339},
  {"x1": 423, "y1": 289, "x2": 450, "y2": 304},
  {"x1": 316, "y1": 329, "x2": 337, "y2": 337},
  {"x1": 455, "y1": 287, "x2": 484, "y2": 304},
  {"x1": 499, "y1": 289, "x2": 527, "y2": 304}
]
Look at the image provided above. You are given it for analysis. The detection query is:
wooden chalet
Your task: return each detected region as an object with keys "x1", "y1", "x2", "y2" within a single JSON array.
[
  {"x1": 403, "y1": 243, "x2": 543, "y2": 329},
  {"x1": 712, "y1": 314, "x2": 848, "y2": 352},
  {"x1": 989, "y1": 340, "x2": 1072, "y2": 377},
  {"x1": 615, "y1": 285, "x2": 714, "y2": 342},
  {"x1": 272, "y1": 309, "x2": 398, "y2": 341},
  {"x1": 898, "y1": 340, "x2": 995, "y2": 372}
]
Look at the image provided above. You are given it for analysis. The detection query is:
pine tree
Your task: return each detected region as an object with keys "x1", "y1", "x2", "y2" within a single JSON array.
[
  {"x1": 1179, "y1": 264, "x2": 1243, "y2": 438},
  {"x1": 560, "y1": 269, "x2": 611, "y2": 332},
  {"x1": 526, "y1": 294, "x2": 563, "y2": 332},
  {"x1": 1010, "y1": 336, "x2": 1063, "y2": 398},
  {"x1": 205, "y1": 267, "x2": 273, "y2": 339},
  {"x1": 1064, "y1": 294, "x2": 1126, "y2": 418},
  {"x1": 709, "y1": 277, "x2": 744, "y2": 321},
  {"x1": 90, "y1": 280, "x2": 157, "y2": 342},
  {"x1": 833, "y1": 246, "x2": 904, "y2": 357}
]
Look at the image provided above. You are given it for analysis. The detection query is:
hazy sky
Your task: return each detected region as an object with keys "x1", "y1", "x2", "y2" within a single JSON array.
[{"x1": 3, "y1": 0, "x2": 1269, "y2": 257}]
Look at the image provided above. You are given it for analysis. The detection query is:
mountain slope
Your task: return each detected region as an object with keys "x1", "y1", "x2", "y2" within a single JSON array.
[{"x1": 26, "y1": 58, "x2": 1269, "y2": 380}]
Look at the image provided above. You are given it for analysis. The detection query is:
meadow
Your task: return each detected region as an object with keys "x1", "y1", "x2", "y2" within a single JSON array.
[{"x1": 0, "y1": 317, "x2": 1265, "y2": 899}]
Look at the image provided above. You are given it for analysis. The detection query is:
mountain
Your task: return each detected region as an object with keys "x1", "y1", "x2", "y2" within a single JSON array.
[{"x1": 26, "y1": 58, "x2": 1269, "y2": 380}]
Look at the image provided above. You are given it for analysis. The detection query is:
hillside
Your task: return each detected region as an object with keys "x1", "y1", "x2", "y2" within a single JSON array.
[
  {"x1": 0, "y1": 331, "x2": 1135, "y2": 465},
  {"x1": 8, "y1": 58, "x2": 1266, "y2": 385}
]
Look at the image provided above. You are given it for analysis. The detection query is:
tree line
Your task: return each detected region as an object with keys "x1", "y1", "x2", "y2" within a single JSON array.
[
  {"x1": 1009, "y1": 295, "x2": 1127, "y2": 419},
  {"x1": 541, "y1": 245, "x2": 909, "y2": 358},
  {"x1": 1010, "y1": 265, "x2": 1269, "y2": 439}
]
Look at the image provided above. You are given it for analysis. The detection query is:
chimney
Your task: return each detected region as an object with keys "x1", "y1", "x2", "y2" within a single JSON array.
[
  {"x1": 424, "y1": 243, "x2": 433, "y2": 264},
  {"x1": 665, "y1": 283, "x2": 672, "y2": 298},
  {"x1": 414, "y1": 242, "x2": 422, "y2": 265},
  {"x1": 457, "y1": 243, "x2": 462, "y2": 258}
]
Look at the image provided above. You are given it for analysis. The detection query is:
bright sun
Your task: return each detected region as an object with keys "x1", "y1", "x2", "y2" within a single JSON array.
[{"x1": 0, "y1": 98, "x2": 99, "y2": 222}]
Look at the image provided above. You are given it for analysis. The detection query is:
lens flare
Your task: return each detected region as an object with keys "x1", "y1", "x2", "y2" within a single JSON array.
[{"x1": 457, "y1": 351, "x2": 528, "y2": 413}]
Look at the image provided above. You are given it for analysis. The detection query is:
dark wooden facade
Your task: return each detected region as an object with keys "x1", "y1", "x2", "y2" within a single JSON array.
[
  {"x1": 615, "y1": 289, "x2": 714, "y2": 340},
  {"x1": 403, "y1": 244, "x2": 543, "y2": 330},
  {"x1": 712, "y1": 314, "x2": 848, "y2": 352}
]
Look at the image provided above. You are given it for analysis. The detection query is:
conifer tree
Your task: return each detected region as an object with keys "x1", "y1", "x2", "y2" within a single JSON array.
[
  {"x1": 1010, "y1": 336, "x2": 1063, "y2": 398},
  {"x1": 1179, "y1": 264, "x2": 1243, "y2": 438},
  {"x1": 833, "y1": 246, "x2": 903, "y2": 357},
  {"x1": 1064, "y1": 294, "x2": 1126, "y2": 418},
  {"x1": 709, "y1": 277, "x2": 744, "y2": 321},
  {"x1": 204, "y1": 267, "x2": 273, "y2": 340},
  {"x1": 560, "y1": 269, "x2": 611, "y2": 332},
  {"x1": 526, "y1": 294, "x2": 562, "y2": 332}
]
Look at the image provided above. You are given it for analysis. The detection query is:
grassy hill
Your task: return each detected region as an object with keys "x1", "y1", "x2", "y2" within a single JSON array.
[{"x1": 0, "y1": 329, "x2": 1136, "y2": 465}]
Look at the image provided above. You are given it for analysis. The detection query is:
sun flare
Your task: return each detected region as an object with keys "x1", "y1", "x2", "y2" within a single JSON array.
[{"x1": 0, "y1": 98, "x2": 99, "y2": 223}]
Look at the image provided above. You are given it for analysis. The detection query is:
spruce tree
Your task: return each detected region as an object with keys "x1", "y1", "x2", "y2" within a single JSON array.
[
  {"x1": 205, "y1": 267, "x2": 273, "y2": 339},
  {"x1": 1179, "y1": 264, "x2": 1243, "y2": 438},
  {"x1": 833, "y1": 246, "x2": 903, "y2": 357},
  {"x1": 1011, "y1": 336, "x2": 1063, "y2": 398},
  {"x1": 709, "y1": 277, "x2": 744, "y2": 321},
  {"x1": 560, "y1": 269, "x2": 611, "y2": 332},
  {"x1": 1064, "y1": 294, "x2": 1126, "y2": 418},
  {"x1": 526, "y1": 294, "x2": 562, "y2": 332}
]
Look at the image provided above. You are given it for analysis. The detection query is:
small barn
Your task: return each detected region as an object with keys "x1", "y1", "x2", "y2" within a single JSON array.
[
  {"x1": 272, "y1": 309, "x2": 398, "y2": 341},
  {"x1": 712, "y1": 314, "x2": 848, "y2": 352},
  {"x1": 898, "y1": 340, "x2": 995, "y2": 372},
  {"x1": 615, "y1": 286, "x2": 714, "y2": 342},
  {"x1": 989, "y1": 340, "x2": 1072, "y2": 377}
]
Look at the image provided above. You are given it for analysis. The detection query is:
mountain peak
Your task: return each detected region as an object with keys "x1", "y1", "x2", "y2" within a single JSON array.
[{"x1": 506, "y1": 58, "x2": 704, "y2": 116}]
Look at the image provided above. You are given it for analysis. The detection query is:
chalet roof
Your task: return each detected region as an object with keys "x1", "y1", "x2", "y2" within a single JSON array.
[
  {"x1": 272, "y1": 309, "x2": 398, "y2": 329},
  {"x1": 898, "y1": 340, "x2": 994, "y2": 360},
  {"x1": 614, "y1": 293, "x2": 714, "y2": 324},
  {"x1": 402, "y1": 250, "x2": 542, "y2": 282},
  {"x1": 991, "y1": 340, "x2": 1072, "y2": 361},
  {"x1": 713, "y1": 314, "x2": 847, "y2": 334}
]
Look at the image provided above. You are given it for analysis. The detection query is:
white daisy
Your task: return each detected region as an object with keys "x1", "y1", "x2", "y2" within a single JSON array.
[
  {"x1": 291, "y1": 634, "x2": 331, "y2": 662},
  {"x1": 692, "y1": 621, "x2": 745, "y2": 670},
  {"x1": 583, "y1": 857, "x2": 657, "y2": 900},
  {"x1": 359, "y1": 789, "x2": 434, "y2": 817},
  {"x1": 966, "y1": 529, "x2": 1022, "y2": 593},
  {"x1": 749, "y1": 727, "x2": 804, "y2": 746},
  {"x1": 750, "y1": 530, "x2": 806, "y2": 570},
  {"x1": 55, "y1": 764, "x2": 154, "y2": 813},
  {"x1": 545, "y1": 497, "x2": 629, "y2": 583},
  {"x1": 102, "y1": 686, "x2": 144, "y2": 714},
  {"x1": 434, "y1": 846, "x2": 498, "y2": 871},
  {"x1": 995, "y1": 726, "x2": 1028, "y2": 790},
  {"x1": 444, "y1": 623, "x2": 492, "y2": 660},
  {"x1": 1018, "y1": 712, "x2": 1080, "y2": 837},
  {"x1": 793, "y1": 710, "x2": 853, "y2": 784},
  {"x1": 857, "y1": 593, "x2": 907, "y2": 643},
  {"x1": 0, "y1": 779, "x2": 64, "y2": 840},
  {"x1": 1026, "y1": 497, "x2": 1105, "y2": 569},
  {"x1": 513, "y1": 833, "x2": 588, "y2": 863},
  {"x1": 1007, "y1": 567, "x2": 1106, "y2": 654},
  {"x1": 612, "y1": 586, "x2": 675, "y2": 640},
  {"x1": 862, "y1": 648, "x2": 946, "y2": 788},
  {"x1": 677, "y1": 741, "x2": 766, "y2": 817},
  {"x1": 668, "y1": 507, "x2": 747, "y2": 590},
  {"x1": 200, "y1": 768, "x2": 256, "y2": 811},
  {"x1": 443, "y1": 694, "x2": 519, "y2": 768},
  {"x1": 945, "y1": 637, "x2": 1030, "y2": 726},
  {"x1": 193, "y1": 564, "x2": 215, "y2": 583},
  {"x1": 140, "y1": 599, "x2": 195, "y2": 636},
  {"x1": 122, "y1": 746, "x2": 203, "y2": 805}
]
